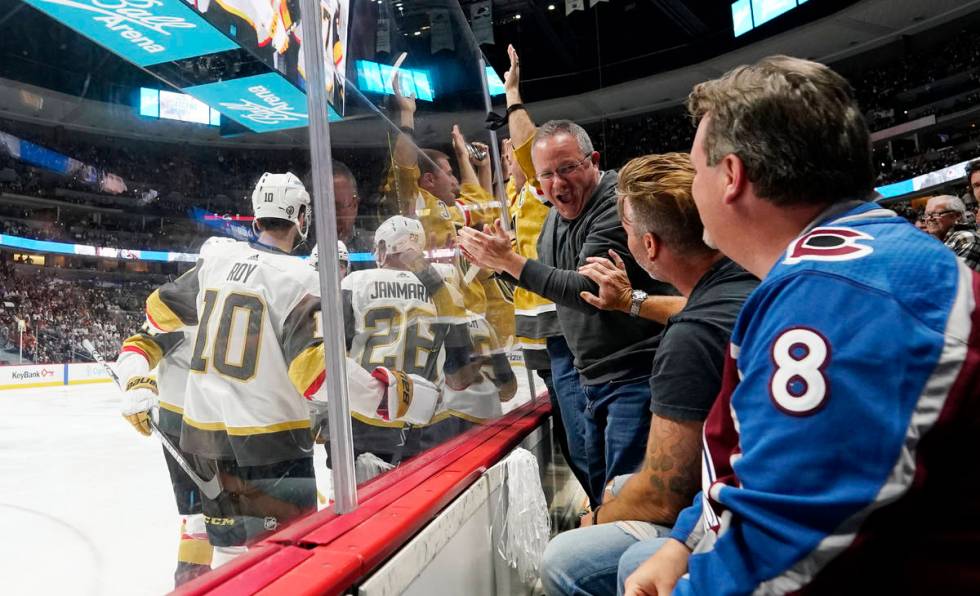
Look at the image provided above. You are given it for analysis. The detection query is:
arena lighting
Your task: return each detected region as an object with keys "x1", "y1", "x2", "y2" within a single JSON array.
[
  {"x1": 0, "y1": 233, "x2": 197, "y2": 263},
  {"x1": 875, "y1": 157, "x2": 977, "y2": 199},
  {"x1": 0, "y1": 232, "x2": 379, "y2": 263},
  {"x1": 732, "y1": 0, "x2": 809, "y2": 37}
]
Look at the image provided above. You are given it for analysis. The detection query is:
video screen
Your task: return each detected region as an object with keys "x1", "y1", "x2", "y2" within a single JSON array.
[
  {"x1": 751, "y1": 0, "x2": 797, "y2": 26},
  {"x1": 734, "y1": 0, "x2": 808, "y2": 36},
  {"x1": 356, "y1": 60, "x2": 435, "y2": 101},
  {"x1": 139, "y1": 88, "x2": 221, "y2": 127}
]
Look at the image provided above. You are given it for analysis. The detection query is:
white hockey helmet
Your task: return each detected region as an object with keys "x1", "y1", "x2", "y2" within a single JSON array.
[
  {"x1": 309, "y1": 241, "x2": 350, "y2": 270},
  {"x1": 374, "y1": 215, "x2": 425, "y2": 260},
  {"x1": 251, "y1": 172, "x2": 311, "y2": 239},
  {"x1": 337, "y1": 240, "x2": 350, "y2": 266},
  {"x1": 199, "y1": 235, "x2": 236, "y2": 257}
]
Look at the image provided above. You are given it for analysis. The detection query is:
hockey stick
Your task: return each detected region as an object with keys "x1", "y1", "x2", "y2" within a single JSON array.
[{"x1": 81, "y1": 339, "x2": 223, "y2": 500}]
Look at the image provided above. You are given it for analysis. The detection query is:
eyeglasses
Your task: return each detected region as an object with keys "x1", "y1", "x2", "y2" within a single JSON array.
[
  {"x1": 538, "y1": 156, "x2": 591, "y2": 182},
  {"x1": 923, "y1": 210, "x2": 959, "y2": 221}
]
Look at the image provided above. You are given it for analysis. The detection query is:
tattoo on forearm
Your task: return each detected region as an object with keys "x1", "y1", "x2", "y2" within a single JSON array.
[{"x1": 643, "y1": 417, "x2": 702, "y2": 512}]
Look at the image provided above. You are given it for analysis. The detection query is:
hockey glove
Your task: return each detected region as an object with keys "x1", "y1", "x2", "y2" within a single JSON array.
[
  {"x1": 122, "y1": 375, "x2": 158, "y2": 436},
  {"x1": 371, "y1": 367, "x2": 440, "y2": 425},
  {"x1": 487, "y1": 353, "x2": 518, "y2": 402}
]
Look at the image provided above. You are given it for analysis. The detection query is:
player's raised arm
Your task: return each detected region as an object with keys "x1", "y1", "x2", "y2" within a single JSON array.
[
  {"x1": 390, "y1": 71, "x2": 421, "y2": 214},
  {"x1": 451, "y1": 125, "x2": 482, "y2": 189}
]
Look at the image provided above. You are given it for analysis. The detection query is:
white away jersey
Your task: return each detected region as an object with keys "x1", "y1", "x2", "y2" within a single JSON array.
[
  {"x1": 146, "y1": 240, "x2": 325, "y2": 466},
  {"x1": 342, "y1": 267, "x2": 449, "y2": 383}
]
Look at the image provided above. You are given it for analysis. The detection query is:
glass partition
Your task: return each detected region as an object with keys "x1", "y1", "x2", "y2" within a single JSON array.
[
  {"x1": 322, "y1": 0, "x2": 540, "y2": 493},
  {"x1": 0, "y1": 0, "x2": 539, "y2": 591}
]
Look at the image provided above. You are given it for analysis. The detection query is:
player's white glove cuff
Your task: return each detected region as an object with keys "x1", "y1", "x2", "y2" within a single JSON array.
[
  {"x1": 371, "y1": 368, "x2": 439, "y2": 425},
  {"x1": 115, "y1": 350, "x2": 151, "y2": 387},
  {"x1": 121, "y1": 376, "x2": 158, "y2": 437}
]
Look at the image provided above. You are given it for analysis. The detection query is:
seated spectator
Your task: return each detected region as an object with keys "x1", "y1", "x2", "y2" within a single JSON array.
[
  {"x1": 623, "y1": 55, "x2": 980, "y2": 596},
  {"x1": 924, "y1": 195, "x2": 980, "y2": 271},
  {"x1": 538, "y1": 152, "x2": 758, "y2": 596}
]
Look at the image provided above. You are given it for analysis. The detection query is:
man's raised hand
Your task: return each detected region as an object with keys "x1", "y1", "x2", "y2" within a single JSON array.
[
  {"x1": 504, "y1": 44, "x2": 520, "y2": 94},
  {"x1": 391, "y1": 71, "x2": 416, "y2": 116},
  {"x1": 458, "y1": 218, "x2": 521, "y2": 276}
]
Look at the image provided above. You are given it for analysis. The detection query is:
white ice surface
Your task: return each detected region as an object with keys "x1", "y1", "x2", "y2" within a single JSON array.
[
  {"x1": 0, "y1": 369, "x2": 541, "y2": 595},
  {"x1": 0, "y1": 383, "x2": 329, "y2": 596}
]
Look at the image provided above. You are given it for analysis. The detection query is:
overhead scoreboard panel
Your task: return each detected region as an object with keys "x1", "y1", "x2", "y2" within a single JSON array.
[{"x1": 19, "y1": 0, "x2": 237, "y2": 65}]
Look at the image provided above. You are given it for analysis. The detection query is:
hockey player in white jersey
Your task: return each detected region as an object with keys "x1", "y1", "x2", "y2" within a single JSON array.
[
  {"x1": 117, "y1": 326, "x2": 213, "y2": 585},
  {"x1": 121, "y1": 172, "x2": 322, "y2": 557},
  {"x1": 341, "y1": 216, "x2": 515, "y2": 460}
]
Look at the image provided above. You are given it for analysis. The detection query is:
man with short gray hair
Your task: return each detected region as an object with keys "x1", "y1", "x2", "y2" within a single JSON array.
[
  {"x1": 459, "y1": 108, "x2": 676, "y2": 506},
  {"x1": 924, "y1": 195, "x2": 980, "y2": 271}
]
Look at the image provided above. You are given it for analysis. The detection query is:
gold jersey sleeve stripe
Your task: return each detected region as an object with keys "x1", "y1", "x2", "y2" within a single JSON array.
[
  {"x1": 147, "y1": 290, "x2": 186, "y2": 333},
  {"x1": 287, "y1": 344, "x2": 326, "y2": 397}
]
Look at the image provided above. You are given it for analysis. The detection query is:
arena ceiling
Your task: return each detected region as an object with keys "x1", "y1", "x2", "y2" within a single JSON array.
[{"x1": 0, "y1": 0, "x2": 977, "y2": 147}]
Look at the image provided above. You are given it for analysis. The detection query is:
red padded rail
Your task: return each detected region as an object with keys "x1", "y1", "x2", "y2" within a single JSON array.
[{"x1": 173, "y1": 396, "x2": 551, "y2": 596}]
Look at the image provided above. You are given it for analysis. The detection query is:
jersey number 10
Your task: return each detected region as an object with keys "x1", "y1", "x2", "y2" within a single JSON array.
[{"x1": 190, "y1": 289, "x2": 265, "y2": 381}]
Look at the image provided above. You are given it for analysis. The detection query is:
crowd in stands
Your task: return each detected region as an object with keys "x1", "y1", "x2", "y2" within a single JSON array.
[
  {"x1": 574, "y1": 30, "x2": 980, "y2": 185},
  {"x1": 849, "y1": 32, "x2": 980, "y2": 130},
  {"x1": 0, "y1": 205, "x2": 204, "y2": 252},
  {"x1": 0, "y1": 27, "x2": 979, "y2": 251},
  {"x1": 0, "y1": 260, "x2": 147, "y2": 364}
]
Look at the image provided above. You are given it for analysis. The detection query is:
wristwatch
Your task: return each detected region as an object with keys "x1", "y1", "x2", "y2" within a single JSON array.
[{"x1": 629, "y1": 289, "x2": 648, "y2": 318}]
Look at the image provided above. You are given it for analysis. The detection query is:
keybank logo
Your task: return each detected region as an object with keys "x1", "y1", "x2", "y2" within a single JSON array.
[
  {"x1": 23, "y1": 0, "x2": 236, "y2": 66},
  {"x1": 220, "y1": 85, "x2": 308, "y2": 126},
  {"x1": 11, "y1": 368, "x2": 57, "y2": 380}
]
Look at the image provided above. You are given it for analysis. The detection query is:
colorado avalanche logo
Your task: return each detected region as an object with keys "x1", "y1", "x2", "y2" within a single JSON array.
[{"x1": 783, "y1": 227, "x2": 874, "y2": 265}]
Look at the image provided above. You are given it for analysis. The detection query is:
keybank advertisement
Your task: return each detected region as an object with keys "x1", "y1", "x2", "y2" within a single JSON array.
[
  {"x1": 0, "y1": 363, "x2": 113, "y2": 390},
  {"x1": 21, "y1": 0, "x2": 238, "y2": 66},
  {"x1": 185, "y1": 73, "x2": 340, "y2": 133},
  {"x1": 0, "y1": 364, "x2": 63, "y2": 389}
]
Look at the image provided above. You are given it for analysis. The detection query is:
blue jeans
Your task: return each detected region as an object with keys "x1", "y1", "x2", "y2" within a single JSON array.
[
  {"x1": 540, "y1": 523, "x2": 672, "y2": 596},
  {"x1": 547, "y1": 336, "x2": 594, "y2": 504},
  {"x1": 580, "y1": 378, "x2": 652, "y2": 504},
  {"x1": 616, "y1": 538, "x2": 672, "y2": 596}
]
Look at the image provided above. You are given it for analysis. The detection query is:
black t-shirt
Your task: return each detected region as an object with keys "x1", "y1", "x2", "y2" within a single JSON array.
[{"x1": 650, "y1": 258, "x2": 759, "y2": 421}]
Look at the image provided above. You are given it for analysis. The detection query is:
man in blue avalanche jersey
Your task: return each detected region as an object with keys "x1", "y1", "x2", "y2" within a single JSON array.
[{"x1": 622, "y1": 55, "x2": 980, "y2": 595}]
